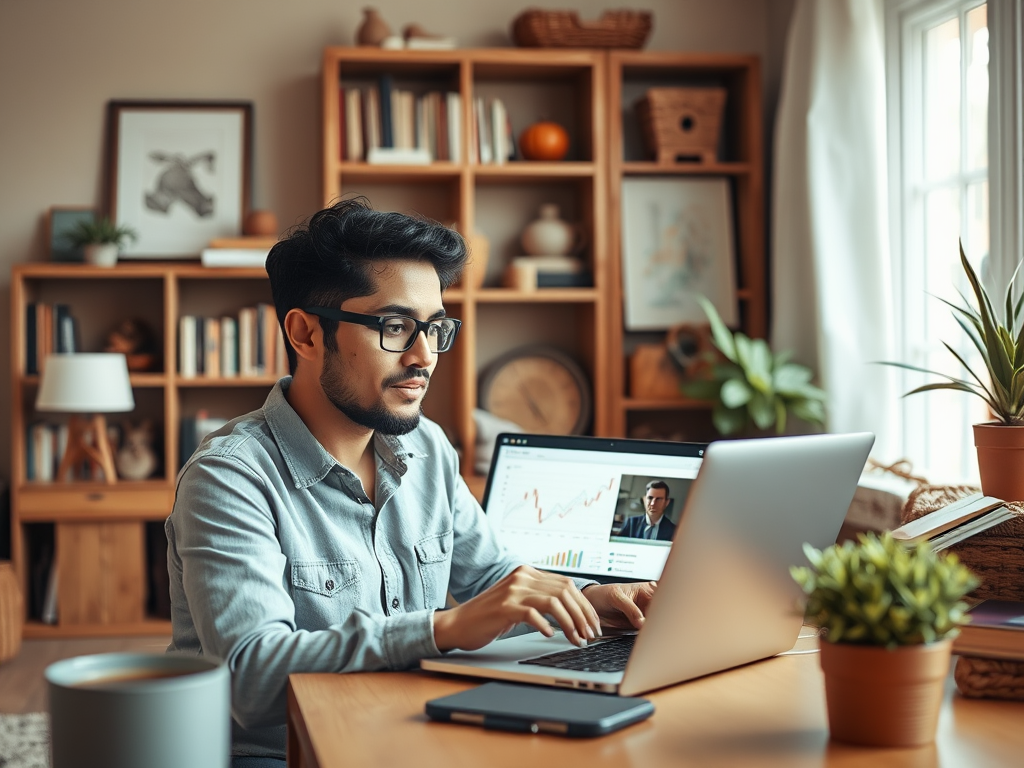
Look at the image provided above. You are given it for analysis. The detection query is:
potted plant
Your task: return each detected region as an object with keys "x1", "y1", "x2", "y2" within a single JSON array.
[
  {"x1": 885, "y1": 243, "x2": 1024, "y2": 500},
  {"x1": 683, "y1": 296, "x2": 827, "y2": 435},
  {"x1": 67, "y1": 218, "x2": 137, "y2": 267},
  {"x1": 791, "y1": 532, "x2": 979, "y2": 747}
]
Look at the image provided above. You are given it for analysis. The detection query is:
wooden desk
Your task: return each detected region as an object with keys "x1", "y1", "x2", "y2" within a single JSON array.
[{"x1": 287, "y1": 647, "x2": 1024, "y2": 767}]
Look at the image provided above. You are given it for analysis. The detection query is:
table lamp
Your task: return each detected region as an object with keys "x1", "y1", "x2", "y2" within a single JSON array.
[{"x1": 36, "y1": 353, "x2": 135, "y2": 484}]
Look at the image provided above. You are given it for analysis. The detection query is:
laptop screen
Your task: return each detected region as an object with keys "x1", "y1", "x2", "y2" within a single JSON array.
[{"x1": 481, "y1": 434, "x2": 706, "y2": 582}]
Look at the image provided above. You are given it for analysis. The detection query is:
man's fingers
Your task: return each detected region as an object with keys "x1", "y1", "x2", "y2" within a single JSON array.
[{"x1": 614, "y1": 586, "x2": 646, "y2": 629}]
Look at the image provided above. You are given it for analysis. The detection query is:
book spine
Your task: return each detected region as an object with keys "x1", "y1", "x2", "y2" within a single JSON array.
[
  {"x1": 26, "y1": 303, "x2": 37, "y2": 375},
  {"x1": 238, "y1": 307, "x2": 256, "y2": 377},
  {"x1": 379, "y1": 74, "x2": 394, "y2": 148},
  {"x1": 346, "y1": 87, "x2": 364, "y2": 161},
  {"x1": 447, "y1": 92, "x2": 461, "y2": 163},
  {"x1": 221, "y1": 317, "x2": 238, "y2": 378},
  {"x1": 179, "y1": 316, "x2": 197, "y2": 378},
  {"x1": 204, "y1": 318, "x2": 221, "y2": 378}
]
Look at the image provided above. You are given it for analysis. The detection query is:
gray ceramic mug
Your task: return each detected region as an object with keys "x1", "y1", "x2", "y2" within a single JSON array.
[{"x1": 46, "y1": 652, "x2": 230, "y2": 768}]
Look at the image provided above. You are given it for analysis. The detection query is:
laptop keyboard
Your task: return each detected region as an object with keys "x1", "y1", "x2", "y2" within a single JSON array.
[{"x1": 519, "y1": 634, "x2": 637, "y2": 673}]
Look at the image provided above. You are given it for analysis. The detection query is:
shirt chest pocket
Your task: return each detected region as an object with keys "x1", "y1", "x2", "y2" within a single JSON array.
[
  {"x1": 414, "y1": 530, "x2": 452, "y2": 610},
  {"x1": 290, "y1": 559, "x2": 361, "y2": 627}
]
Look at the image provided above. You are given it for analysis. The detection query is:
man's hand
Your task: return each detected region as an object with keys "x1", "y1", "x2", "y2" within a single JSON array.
[
  {"x1": 581, "y1": 581, "x2": 657, "y2": 631},
  {"x1": 432, "y1": 565, "x2": 601, "y2": 652}
]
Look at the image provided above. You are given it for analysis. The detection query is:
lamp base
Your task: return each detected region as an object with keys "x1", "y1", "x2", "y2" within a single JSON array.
[{"x1": 57, "y1": 414, "x2": 118, "y2": 484}]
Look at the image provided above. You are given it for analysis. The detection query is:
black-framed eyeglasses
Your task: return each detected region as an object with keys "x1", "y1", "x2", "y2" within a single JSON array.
[{"x1": 302, "y1": 307, "x2": 462, "y2": 353}]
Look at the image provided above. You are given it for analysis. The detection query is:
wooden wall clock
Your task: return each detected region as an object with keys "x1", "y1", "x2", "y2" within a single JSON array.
[{"x1": 479, "y1": 346, "x2": 592, "y2": 435}]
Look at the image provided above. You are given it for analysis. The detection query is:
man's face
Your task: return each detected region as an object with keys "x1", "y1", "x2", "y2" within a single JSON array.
[
  {"x1": 319, "y1": 259, "x2": 445, "y2": 435},
  {"x1": 643, "y1": 487, "x2": 669, "y2": 522}
]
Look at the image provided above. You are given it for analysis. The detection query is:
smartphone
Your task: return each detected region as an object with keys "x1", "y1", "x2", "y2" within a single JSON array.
[{"x1": 425, "y1": 681, "x2": 654, "y2": 738}]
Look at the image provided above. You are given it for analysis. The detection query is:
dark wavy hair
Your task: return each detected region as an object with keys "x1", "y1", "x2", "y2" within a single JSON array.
[{"x1": 265, "y1": 197, "x2": 467, "y2": 372}]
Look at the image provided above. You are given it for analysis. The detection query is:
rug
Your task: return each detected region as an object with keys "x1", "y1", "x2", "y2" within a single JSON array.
[{"x1": 0, "y1": 713, "x2": 48, "y2": 768}]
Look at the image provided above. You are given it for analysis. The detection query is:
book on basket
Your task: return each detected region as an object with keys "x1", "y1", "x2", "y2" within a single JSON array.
[
  {"x1": 953, "y1": 600, "x2": 1024, "y2": 660},
  {"x1": 890, "y1": 492, "x2": 1014, "y2": 551}
]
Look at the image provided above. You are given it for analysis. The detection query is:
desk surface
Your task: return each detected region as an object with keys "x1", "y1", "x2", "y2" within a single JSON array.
[{"x1": 287, "y1": 641, "x2": 1024, "y2": 768}]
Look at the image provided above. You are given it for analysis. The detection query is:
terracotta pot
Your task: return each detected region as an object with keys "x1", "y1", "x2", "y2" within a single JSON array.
[
  {"x1": 973, "y1": 422, "x2": 1024, "y2": 501},
  {"x1": 355, "y1": 7, "x2": 391, "y2": 46},
  {"x1": 819, "y1": 640, "x2": 951, "y2": 747},
  {"x1": 0, "y1": 561, "x2": 23, "y2": 664}
]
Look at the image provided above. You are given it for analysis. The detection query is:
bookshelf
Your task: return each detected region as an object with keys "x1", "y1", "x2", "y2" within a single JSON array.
[
  {"x1": 323, "y1": 47, "x2": 610, "y2": 491},
  {"x1": 9, "y1": 262, "x2": 280, "y2": 637},
  {"x1": 605, "y1": 52, "x2": 766, "y2": 441}
]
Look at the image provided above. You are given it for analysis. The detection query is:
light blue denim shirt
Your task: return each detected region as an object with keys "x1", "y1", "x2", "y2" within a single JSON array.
[{"x1": 166, "y1": 378, "x2": 588, "y2": 758}]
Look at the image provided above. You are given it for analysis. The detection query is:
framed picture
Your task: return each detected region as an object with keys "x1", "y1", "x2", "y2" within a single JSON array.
[
  {"x1": 48, "y1": 206, "x2": 97, "y2": 262},
  {"x1": 107, "y1": 100, "x2": 253, "y2": 259},
  {"x1": 620, "y1": 177, "x2": 738, "y2": 330}
]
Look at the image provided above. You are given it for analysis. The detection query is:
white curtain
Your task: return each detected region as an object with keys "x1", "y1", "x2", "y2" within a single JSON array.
[{"x1": 772, "y1": 0, "x2": 899, "y2": 461}]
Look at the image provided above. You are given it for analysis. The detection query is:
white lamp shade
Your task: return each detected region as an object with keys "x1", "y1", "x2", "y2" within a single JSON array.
[{"x1": 36, "y1": 353, "x2": 136, "y2": 413}]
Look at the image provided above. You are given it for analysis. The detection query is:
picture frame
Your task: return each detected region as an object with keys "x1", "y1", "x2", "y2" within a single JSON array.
[
  {"x1": 620, "y1": 177, "x2": 738, "y2": 330},
  {"x1": 48, "y1": 206, "x2": 97, "y2": 262},
  {"x1": 106, "y1": 100, "x2": 253, "y2": 259}
]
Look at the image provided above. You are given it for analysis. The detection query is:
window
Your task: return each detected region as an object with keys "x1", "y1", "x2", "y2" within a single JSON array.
[{"x1": 887, "y1": 0, "x2": 992, "y2": 482}]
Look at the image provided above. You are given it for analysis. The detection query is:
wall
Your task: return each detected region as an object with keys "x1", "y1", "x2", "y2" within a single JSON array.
[{"x1": 0, "y1": 0, "x2": 781, "y2": 482}]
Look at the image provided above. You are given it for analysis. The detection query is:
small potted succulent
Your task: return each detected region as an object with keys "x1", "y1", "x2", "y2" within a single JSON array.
[
  {"x1": 683, "y1": 296, "x2": 827, "y2": 436},
  {"x1": 884, "y1": 243, "x2": 1024, "y2": 500},
  {"x1": 67, "y1": 217, "x2": 137, "y2": 267},
  {"x1": 791, "y1": 532, "x2": 979, "y2": 747}
]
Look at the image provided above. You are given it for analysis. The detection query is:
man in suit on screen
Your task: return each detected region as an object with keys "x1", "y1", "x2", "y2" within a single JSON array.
[{"x1": 619, "y1": 480, "x2": 676, "y2": 541}]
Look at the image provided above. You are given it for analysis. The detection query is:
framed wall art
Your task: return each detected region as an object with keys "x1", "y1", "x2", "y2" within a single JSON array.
[
  {"x1": 48, "y1": 206, "x2": 97, "y2": 262},
  {"x1": 106, "y1": 100, "x2": 253, "y2": 259},
  {"x1": 620, "y1": 177, "x2": 738, "y2": 330}
]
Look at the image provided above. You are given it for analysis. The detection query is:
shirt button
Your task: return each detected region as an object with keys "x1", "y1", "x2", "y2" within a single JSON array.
[
  {"x1": 391, "y1": 597, "x2": 400, "y2": 609},
  {"x1": 325, "y1": 580, "x2": 335, "y2": 591}
]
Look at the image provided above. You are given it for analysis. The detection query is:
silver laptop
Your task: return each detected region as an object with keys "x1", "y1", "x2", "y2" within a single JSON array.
[{"x1": 422, "y1": 431, "x2": 874, "y2": 696}]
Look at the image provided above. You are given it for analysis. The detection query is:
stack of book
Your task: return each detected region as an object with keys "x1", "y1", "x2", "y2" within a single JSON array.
[
  {"x1": 341, "y1": 77, "x2": 462, "y2": 164},
  {"x1": 178, "y1": 303, "x2": 286, "y2": 379},
  {"x1": 953, "y1": 600, "x2": 1024, "y2": 660},
  {"x1": 200, "y1": 236, "x2": 276, "y2": 269},
  {"x1": 25, "y1": 302, "x2": 80, "y2": 374},
  {"x1": 890, "y1": 492, "x2": 1014, "y2": 551}
]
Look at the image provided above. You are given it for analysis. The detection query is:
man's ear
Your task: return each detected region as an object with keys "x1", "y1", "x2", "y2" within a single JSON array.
[{"x1": 284, "y1": 309, "x2": 320, "y2": 364}]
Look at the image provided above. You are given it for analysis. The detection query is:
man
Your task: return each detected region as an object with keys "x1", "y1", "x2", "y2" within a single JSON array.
[
  {"x1": 165, "y1": 198, "x2": 656, "y2": 767},
  {"x1": 619, "y1": 480, "x2": 677, "y2": 541}
]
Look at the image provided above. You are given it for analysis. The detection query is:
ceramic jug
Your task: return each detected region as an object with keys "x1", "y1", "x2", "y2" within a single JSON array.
[
  {"x1": 356, "y1": 8, "x2": 391, "y2": 46},
  {"x1": 520, "y1": 204, "x2": 583, "y2": 256}
]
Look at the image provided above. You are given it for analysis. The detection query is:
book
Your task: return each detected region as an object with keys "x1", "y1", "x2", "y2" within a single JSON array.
[
  {"x1": 346, "y1": 87, "x2": 364, "y2": 161},
  {"x1": 204, "y1": 318, "x2": 221, "y2": 378},
  {"x1": 379, "y1": 74, "x2": 394, "y2": 148},
  {"x1": 953, "y1": 600, "x2": 1024, "y2": 660},
  {"x1": 200, "y1": 248, "x2": 269, "y2": 268},
  {"x1": 446, "y1": 92, "x2": 461, "y2": 163},
  {"x1": 890, "y1": 492, "x2": 1012, "y2": 551},
  {"x1": 220, "y1": 316, "x2": 238, "y2": 378},
  {"x1": 366, "y1": 147, "x2": 431, "y2": 165},
  {"x1": 179, "y1": 315, "x2": 197, "y2": 378}
]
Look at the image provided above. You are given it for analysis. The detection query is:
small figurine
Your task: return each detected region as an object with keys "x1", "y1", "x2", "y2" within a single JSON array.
[
  {"x1": 116, "y1": 420, "x2": 158, "y2": 481},
  {"x1": 105, "y1": 317, "x2": 158, "y2": 372},
  {"x1": 403, "y1": 23, "x2": 456, "y2": 50}
]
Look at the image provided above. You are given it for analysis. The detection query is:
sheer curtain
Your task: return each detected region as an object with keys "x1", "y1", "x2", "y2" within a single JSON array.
[{"x1": 772, "y1": 0, "x2": 900, "y2": 461}]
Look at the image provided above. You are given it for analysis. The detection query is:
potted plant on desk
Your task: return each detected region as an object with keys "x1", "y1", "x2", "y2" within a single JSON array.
[
  {"x1": 791, "y1": 531, "x2": 979, "y2": 747},
  {"x1": 884, "y1": 243, "x2": 1024, "y2": 500},
  {"x1": 67, "y1": 217, "x2": 137, "y2": 267}
]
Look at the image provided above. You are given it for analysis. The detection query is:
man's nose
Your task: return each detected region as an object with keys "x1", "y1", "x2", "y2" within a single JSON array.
[{"x1": 402, "y1": 329, "x2": 436, "y2": 368}]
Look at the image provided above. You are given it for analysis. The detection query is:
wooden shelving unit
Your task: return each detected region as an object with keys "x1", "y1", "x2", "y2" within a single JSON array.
[
  {"x1": 323, "y1": 47, "x2": 610, "y2": 480},
  {"x1": 10, "y1": 262, "x2": 280, "y2": 637},
  {"x1": 605, "y1": 52, "x2": 766, "y2": 440}
]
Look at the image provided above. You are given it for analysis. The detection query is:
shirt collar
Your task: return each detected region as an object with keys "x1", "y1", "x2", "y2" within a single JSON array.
[{"x1": 263, "y1": 377, "x2": 424, "y2": 489}]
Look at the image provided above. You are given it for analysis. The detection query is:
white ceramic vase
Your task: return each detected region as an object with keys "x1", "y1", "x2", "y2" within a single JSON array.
[
  {"x1": 84, "y1": 243, "x2": 119, "y2": 268},
  {"x1": 520, "y1": 204, "x2": 580, "y2": 256}
]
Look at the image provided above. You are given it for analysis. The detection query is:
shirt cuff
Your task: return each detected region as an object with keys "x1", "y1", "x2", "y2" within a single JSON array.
[{"x1": 383, "y1": 609, "x2": 441, "y2": 668}]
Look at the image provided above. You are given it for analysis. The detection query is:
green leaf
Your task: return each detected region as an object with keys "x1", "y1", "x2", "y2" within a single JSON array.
[
  {"x1": 712, "y1": 404, "x2": 748, "y2": 435},
  {"x1": 720, "y1": 378, "x2": 753, "y2": 408},
  {"x1": 748, "y1": 391, "x2": 776, "y2": 430},
  {"x1": 773, "y1": 363, "x2": 813, "y2": 393},
  {"x1": 697, "y1": 296, "x2": 737, "y2": 362}
]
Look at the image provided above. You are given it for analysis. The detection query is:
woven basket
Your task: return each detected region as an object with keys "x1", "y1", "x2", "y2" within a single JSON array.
[
  {"x1": 636, "y1": 87, "x2": 727, "y2": 165},
  {"x1": 902, "y1": 485, "x2": 1024, "y2": 700},
  {"x1": 511, "y1": 9, "x2": 652, "y2": 49}
]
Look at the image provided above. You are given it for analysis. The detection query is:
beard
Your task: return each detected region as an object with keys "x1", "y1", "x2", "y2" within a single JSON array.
[{"x1": 320, "y1": 352, "x2": 429, "y2": 436}]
